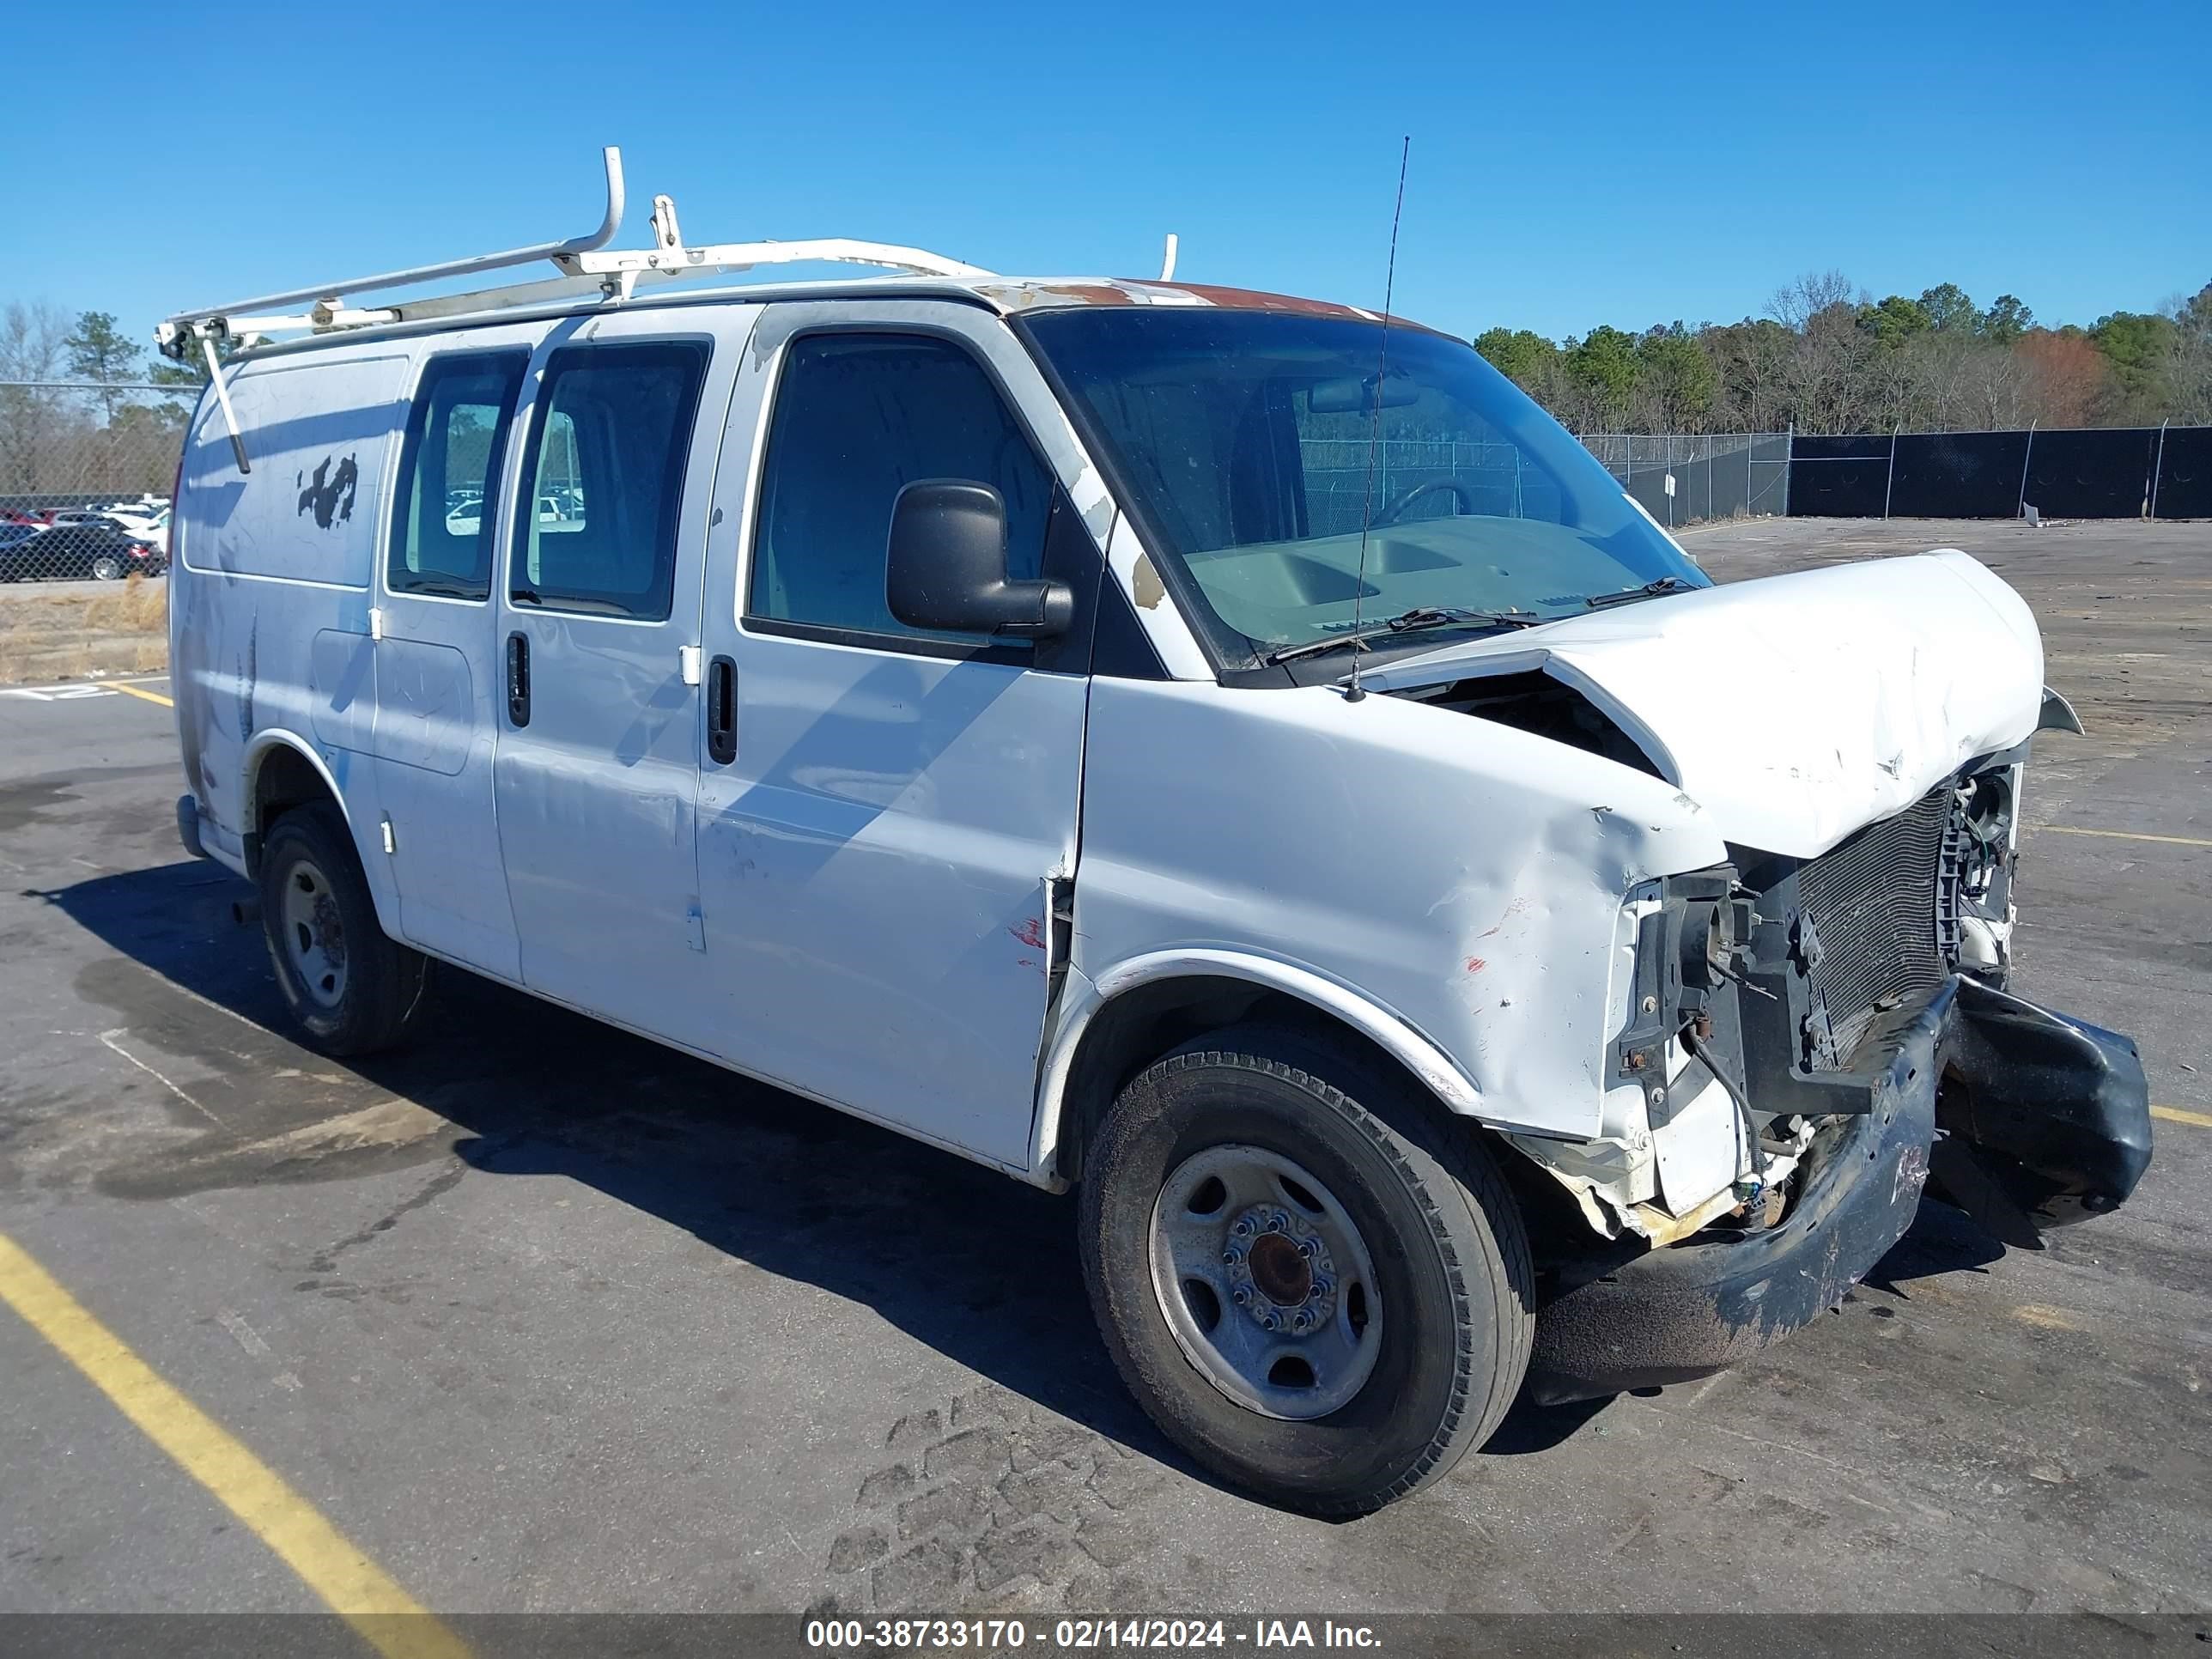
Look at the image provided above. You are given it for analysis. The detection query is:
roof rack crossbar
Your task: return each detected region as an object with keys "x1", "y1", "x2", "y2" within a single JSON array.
[
  {"x1": 156, "y1": 147, "x2": 998, "y2": 360},
  {"x1": 162, "y1": 147, "x2": 627, "y2": 337}
]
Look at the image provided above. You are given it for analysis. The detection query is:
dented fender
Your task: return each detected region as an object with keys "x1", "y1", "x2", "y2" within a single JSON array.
[{"x1": 1067, "y1": 676, "x2": 1728, "y2": 1146}]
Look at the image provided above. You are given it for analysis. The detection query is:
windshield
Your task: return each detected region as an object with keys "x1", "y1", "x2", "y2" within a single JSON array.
[{"x1": 1023, "y1": 308, "x2": 1708, "y2": 666}]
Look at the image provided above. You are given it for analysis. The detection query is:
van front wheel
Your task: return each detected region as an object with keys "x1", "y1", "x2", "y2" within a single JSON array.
[
  {"x1": 1079, "y1": 1027, "x2": 1534, "y2": 1516},
  {"x1": 258, "y1": 804, "x2": 428, "y2": 1056}
]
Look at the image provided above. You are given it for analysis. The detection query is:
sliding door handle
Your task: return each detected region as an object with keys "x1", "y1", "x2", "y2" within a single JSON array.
[
  {"x1": 706, "y1": 655, "x2": 737, "y2": 764},
  {"x1": 506, "y1": 632, "x2": 531, "y2": 727}
]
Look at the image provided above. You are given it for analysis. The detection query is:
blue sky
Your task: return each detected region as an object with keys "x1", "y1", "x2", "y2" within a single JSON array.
[{"x1": 5, "y1": 0, "x2": 2206, "y2": 363}]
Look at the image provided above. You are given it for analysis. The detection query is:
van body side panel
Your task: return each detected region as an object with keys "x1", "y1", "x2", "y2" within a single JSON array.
[
  {"x1": 1071, "y1": 678, "x2": 1728, "y2": 1142},
  {"x1": 172, "y1": 349, "x2": 412, "y2": 922}
]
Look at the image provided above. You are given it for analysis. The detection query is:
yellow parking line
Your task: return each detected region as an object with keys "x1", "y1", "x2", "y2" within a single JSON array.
[
  {"x1": 0, "y1": 1231, "x2": 469, "y2": 1659},
  {"x1": 2154, "y1": 1105, "x2": 2212, "y2": 1130},
  {"x1": 2040, "y1": 825, "x2": 2212, "y2": 849},
  {"x1": 106, "y1": 681, "x2": 173, "y2": 708}
]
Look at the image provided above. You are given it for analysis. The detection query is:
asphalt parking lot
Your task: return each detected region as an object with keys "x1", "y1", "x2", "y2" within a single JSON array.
[{"x1": 0, "y1": 517, "x2": 2207, "y2": 1621}]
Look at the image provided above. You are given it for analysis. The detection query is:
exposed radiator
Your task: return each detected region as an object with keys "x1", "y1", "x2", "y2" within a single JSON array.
[{"x1": 1797, "y1": 785, "x2": 1957, "y2": 1063}]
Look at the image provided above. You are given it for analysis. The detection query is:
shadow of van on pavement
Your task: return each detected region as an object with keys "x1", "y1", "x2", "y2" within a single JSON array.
[
  {"x1": 34, "y1": 860, "x2": 1179, "y2": 1472},
  {"x1": 33, "y1": 859, "x2": 2018, "y2": 1506}
]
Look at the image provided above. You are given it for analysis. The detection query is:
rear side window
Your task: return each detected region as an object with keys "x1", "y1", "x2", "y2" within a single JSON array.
[
  {"x1": 748, "y1": 333, "x2": 1053, "y2": 647},
  {"x1": 389, "y1": 351, "x2": 526, "y2": 599},
  {"x1": 511, "y1": 341, "x2": 708, "y2": 620}
]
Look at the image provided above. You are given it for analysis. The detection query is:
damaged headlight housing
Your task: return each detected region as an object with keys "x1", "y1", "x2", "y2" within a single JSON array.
[{"x1": 1604, "y1": 866, "x2": 1741, "y2": 1121}]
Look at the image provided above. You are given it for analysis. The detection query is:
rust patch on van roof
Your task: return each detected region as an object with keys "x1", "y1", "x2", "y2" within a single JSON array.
[{"x1": 979, "y1": 278, "x2": 1451, "y2": 337}]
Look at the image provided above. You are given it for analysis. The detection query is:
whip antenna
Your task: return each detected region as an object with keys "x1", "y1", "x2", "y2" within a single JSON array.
[{"x1": 1346, "y1": 135, "x2": 1410, "y2": 704}]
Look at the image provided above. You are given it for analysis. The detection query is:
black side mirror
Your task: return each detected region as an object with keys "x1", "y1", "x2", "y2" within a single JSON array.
[{"x1": 885, "y1": 480, "x2": 1073, "y2": 640}]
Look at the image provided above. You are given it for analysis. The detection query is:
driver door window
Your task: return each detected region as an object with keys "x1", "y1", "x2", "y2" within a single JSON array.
[{"x1": 747, "y1": 332, "x2": 1053, "y2": 652}]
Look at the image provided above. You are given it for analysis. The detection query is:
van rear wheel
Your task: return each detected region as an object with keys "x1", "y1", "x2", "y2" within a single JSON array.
[
  {"x1": 1079, "y1": 1025, "x2": 1534, "y2": 1515},
  {"x1": 258, "y1": 803, "x2": 428, "y2": 1056}
]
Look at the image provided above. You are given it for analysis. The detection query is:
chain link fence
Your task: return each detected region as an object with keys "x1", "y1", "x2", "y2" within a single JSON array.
[
  {"x1": 2, "y1": 380, "x2": 195, "y2": 581},
  {"x1": 1577, "y1": 433, "x2": 1793, "y2": 526},
  {"x1": 1300, "y1": 432, "x2": 1792, "y2": 535},
  {"x1": 0, "y1": 380, "x2": 195, "y2": 681}
]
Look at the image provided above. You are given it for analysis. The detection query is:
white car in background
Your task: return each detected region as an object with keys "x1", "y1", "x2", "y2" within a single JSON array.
[{"x1": 102, "y1": 501, "x2": 173, "y2": 555}]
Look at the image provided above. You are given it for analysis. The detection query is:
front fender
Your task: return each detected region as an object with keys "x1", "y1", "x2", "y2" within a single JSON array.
[
  {"x1": 1070, "y1": 678, "x2": 1728, "y2": 1145},
  {"x1": 1030, "y1": 948, "x2": 1495, "y2": 1183}
]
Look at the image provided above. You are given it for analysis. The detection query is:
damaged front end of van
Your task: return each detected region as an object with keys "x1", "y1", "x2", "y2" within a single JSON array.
[
  {"x1": 1032, "y1": 301, "x2": 2154, "y2": 1418},
  {"x1": 1356, "y1": 552, "x2": 2154, "y2": 1403}
]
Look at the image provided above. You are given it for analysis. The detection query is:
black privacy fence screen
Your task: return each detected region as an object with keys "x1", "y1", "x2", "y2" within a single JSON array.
[{"x1": 1784, "y1": 423, "x2": 2211, "y2": 520}]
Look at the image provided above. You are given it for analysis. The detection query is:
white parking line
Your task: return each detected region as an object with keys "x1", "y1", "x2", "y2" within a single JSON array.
[
  {"x1": 96, "y1": 1029, "x2": 227, "y2": 1130},
  {"x1": 0, "y1": 675, "x2": 171, "y2": 701},
  {"x1": 1, "y1": 684, "x2": 123, "y2": 702}
]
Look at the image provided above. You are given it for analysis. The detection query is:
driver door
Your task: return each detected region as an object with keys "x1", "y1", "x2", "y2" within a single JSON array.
[{"x1": 693, "y1": 301, "x2": 1103, "y2": 1167}]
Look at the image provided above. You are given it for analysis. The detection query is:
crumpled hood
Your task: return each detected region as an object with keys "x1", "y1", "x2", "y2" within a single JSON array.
[{"x1": 1359, "y1": 550, "x2": 2045, "y2": 859}]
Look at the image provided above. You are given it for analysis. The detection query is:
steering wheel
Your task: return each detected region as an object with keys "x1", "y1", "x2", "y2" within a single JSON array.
[{"x1": 1372, "y1": 478, "x2": 1478, "y2": 526}]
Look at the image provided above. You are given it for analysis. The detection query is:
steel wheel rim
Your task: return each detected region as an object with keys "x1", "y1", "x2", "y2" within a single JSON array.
[
  {"x1": 280, "y1": 857, "x2": 348, "y2": 1009},
  {"x1": 1148, "y1": 1144, "x2": 1382, "y2": 1420}
]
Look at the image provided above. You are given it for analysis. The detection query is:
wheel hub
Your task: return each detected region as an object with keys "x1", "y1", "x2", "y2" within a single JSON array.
[
  {"x1": 1223, "y1": 1206, "x2": 1333, "y2": 1332},
  {"x1": 1147, "y1": 1145, "x2": 1382, "y2": 1420},
  {"x1": 279, "y1": 859, "x2": 349, "y2": 1009}
]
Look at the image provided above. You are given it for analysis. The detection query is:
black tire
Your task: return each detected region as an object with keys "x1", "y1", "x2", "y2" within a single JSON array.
[
  {"x1": 258, "y1": 803, "x2": 428, "y2": 1056},
  {"x1": 1079, "y1": 1024, "x2": 1534, "y2": 1516}
]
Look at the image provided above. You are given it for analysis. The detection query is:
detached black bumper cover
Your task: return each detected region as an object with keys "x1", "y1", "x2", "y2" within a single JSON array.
[
  {"x1": 1527, "y1": 979, "x2": 2150, "y2": 1405},
  {"x1": 1929, "y1": 977, "x2": 2154, "y2": 1245}
]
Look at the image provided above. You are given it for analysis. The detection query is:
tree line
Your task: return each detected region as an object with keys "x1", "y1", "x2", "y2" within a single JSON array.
[
  {"x1": 1474, "y1": 273, "x2": 2212, "y2": 435},
  {"x1": 0, "y1": 301, "x2": 215, "y2": 496}
]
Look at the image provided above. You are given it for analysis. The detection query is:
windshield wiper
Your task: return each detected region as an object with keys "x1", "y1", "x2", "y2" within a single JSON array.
[
  {"x1": 1264, "y1": 606, "x2": 1540, "y2": 666},
  {"x1": 1583, "y1": 575, "x2": 1697, "y2": 611}
]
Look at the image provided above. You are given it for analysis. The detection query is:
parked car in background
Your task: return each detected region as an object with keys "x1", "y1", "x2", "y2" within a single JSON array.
[
  {"x1": 102, "y1": 503, "x2": 173, "y2": 554},
  {"x1": 0, "y1": 520, "x2": 164, "y2": 581}
]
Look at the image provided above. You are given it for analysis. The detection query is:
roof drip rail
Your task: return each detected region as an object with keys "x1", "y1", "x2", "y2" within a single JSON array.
[{"x1": 155, "y1": 145, "x2": 997, "y2": 363}]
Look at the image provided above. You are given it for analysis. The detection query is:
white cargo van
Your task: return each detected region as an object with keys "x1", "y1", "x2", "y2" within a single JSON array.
[{"x1": 158, "y1": 152, "x2": 2150, "y2": 1514}]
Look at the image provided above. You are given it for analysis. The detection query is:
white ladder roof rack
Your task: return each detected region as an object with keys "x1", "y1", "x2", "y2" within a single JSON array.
[
  {"x1": 156, "y1": 145, "x2": 994, "y2": 358},
  {"x1": 157, "y1": 146, "x2": 996, "y2": 472}
]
